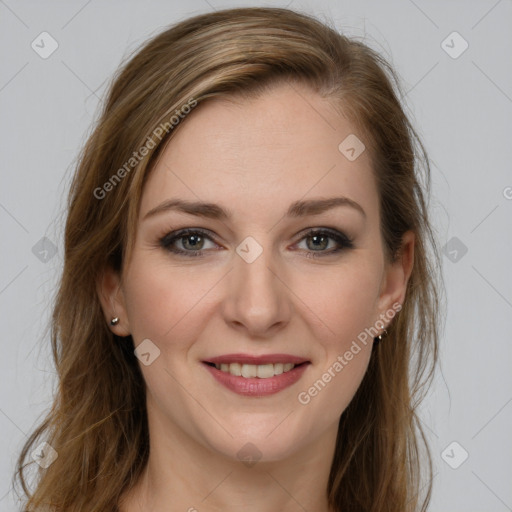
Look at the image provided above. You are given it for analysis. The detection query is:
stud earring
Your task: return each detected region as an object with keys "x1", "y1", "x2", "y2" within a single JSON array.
[
  {"x1": 110, "y1": 317, "x2": 120, "y2": 326},
  {"x1": 375, "y1": 328, "x2": 388, "y2": 343}
]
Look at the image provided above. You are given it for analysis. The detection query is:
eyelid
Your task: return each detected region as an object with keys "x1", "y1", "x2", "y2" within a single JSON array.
[{"x1": 293, "y1": 226, "x2": 353, "y2": 243}]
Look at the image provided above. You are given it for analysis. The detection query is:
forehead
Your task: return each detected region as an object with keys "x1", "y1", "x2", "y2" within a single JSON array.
[{"x1": 140, "y1": 83, "x2": 378, "y2": 225}]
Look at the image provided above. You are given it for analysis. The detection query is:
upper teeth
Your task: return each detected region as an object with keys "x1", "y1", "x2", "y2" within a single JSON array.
[{"x1": 214, "y1": 362, "x2": 296, "y2": 378}]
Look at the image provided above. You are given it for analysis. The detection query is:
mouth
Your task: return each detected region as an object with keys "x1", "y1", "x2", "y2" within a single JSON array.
[
  {"x1": 201, "y1": 354, "x2": 311, "y2": 396},
  {"x1": 203, "y1": 361, "x2": 306, "y2": 379}
]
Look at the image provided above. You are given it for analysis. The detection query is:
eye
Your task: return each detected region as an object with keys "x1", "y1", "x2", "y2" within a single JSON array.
[
  {"x1": 294, "y1": 228, "x2": 354, "y2": 259},
  {"x1": 158, "y1": 227, "x2": 354, "y2": 258},
  {"x1": 159, "y1": 228, "x2": 218, "y2": 257}
]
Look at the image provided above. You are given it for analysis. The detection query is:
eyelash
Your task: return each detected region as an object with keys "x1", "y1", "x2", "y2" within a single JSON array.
[{"x1": 158, "y1": 227, "x2": 354, "y2": 259}]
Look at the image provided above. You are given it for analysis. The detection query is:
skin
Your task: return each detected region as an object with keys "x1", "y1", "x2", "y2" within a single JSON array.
[{"x1": 97, "y1": 82, "x2": 414, "y2": 512}]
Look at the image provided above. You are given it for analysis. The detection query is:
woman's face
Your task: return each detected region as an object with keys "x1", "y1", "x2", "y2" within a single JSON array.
[{"x1": 100, "y1": 82, "x2": 413, "y2": 463}]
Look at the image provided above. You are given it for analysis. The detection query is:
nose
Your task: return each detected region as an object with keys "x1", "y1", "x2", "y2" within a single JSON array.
[{"x1": 221, "y1": 237, "x2": 292, "y2": 338}]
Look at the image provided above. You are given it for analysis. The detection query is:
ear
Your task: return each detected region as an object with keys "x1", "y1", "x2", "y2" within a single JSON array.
[
  {"x1": 376, "y1": 230, "x2": 415, "y2": 321},
  {"x1": 96, "y1": 265, "x2": 131, "y2": 337}
]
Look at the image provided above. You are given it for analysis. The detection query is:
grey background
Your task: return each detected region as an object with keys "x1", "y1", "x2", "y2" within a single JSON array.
[{"x1": 1, "y1": 0, "x2": 511, "y2": 510}]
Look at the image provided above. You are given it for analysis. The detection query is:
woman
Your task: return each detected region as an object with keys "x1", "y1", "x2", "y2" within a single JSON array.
[{"x1": 15, "y1": 7, "x2": 443, "y2": 512}]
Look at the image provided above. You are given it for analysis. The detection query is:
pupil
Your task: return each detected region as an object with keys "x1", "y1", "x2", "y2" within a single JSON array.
[
  {"x1": 185, "y1": 234, "x2": 202, "y2": 249},
  {"x1": 310, "y1": 234, "x2": 327, "y2": 250}
]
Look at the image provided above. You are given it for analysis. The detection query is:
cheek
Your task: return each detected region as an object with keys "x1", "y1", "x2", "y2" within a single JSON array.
[
  {"x1": 122, "y1": 257, "x2": 210, "y2": 345},
  {"x1": 292, "y1": 258, "x2": 380, "y2": 410},
  {"x1": 297, "y1": 256, "x2": 382, "y2": 345}
]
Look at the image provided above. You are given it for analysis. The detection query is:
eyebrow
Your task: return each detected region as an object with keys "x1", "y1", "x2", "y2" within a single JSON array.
[{"x1": 142, "y1": 196, "x2": 366, "y2": 221}]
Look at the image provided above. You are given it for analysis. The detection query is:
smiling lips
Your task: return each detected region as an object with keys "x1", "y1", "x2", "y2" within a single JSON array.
[{"x1": 203, "y1": 353, "x2": 310, "y2": 396}]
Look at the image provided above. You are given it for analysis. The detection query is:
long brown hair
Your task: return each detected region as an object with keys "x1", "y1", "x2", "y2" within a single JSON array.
[{"x1": 14, "y1": 7, "x2": 443, "y2": 511}]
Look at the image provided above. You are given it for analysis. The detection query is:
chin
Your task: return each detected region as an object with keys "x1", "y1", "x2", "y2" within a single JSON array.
[{"x1": 202, "y1": 416, "x2": 309, "y2": 464}]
